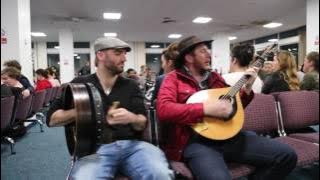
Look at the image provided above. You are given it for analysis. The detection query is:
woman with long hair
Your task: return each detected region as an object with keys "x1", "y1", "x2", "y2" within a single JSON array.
[{"x1": 262, "y1": 50, "x2": 300, "y2": 94}]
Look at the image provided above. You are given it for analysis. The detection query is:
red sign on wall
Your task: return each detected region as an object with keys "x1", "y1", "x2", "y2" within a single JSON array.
[{"x1": 1, "y1": 28, "x2": 7, "y2": 44}]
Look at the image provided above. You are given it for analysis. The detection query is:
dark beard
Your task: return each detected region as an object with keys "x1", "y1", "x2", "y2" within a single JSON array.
[{"x1": 108, "y1": 65, "x2": 123, "y2": 76}]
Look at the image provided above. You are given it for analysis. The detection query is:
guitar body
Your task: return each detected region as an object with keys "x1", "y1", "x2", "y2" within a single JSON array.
[{"x1": 187, "y1": 87, "x2": 244, "y2": 140}]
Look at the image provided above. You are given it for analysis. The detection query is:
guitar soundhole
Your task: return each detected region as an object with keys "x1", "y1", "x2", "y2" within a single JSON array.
[{"x1": 218, "y1": 95, "x2": 234, "y2": 104}]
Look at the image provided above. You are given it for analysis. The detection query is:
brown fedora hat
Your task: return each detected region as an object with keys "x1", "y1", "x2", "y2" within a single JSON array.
[{"x1": 176, "y1": 36, "x2": 213, "y2": 63}]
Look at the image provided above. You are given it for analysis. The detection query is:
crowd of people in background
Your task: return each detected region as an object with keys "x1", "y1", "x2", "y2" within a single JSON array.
[{"x1": 1, "y1": 60, "x2": 61, "y2": 99}]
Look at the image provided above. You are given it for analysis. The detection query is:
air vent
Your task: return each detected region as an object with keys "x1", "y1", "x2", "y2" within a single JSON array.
[
  {"x1": 250, "y1": 20, "x2": 270, "y2": 25},
  {"x1": 162, "y1": 17, "x2": 176, "y2": 24}
]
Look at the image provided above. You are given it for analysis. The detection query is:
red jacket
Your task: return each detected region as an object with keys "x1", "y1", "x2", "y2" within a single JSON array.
[
  {"x1": 156, "y1": 69, "x2": 254, "y2": 161},
  {"x1": 35, "y1": 79, "x2": 52, "y2": 92}
]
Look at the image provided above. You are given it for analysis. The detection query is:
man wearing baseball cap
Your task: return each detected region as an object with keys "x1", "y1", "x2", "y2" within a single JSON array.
[
  {"x1": 47, "y1": 37, "x2": 173, "y2": 180},
  {"x1": 157, "y1": 35, "x2": 297, "y2": 179}
]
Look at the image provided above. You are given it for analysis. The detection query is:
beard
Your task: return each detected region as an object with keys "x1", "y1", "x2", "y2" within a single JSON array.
[{"x1": 105, "y1": 63, "x2": 124, "y2": 76}]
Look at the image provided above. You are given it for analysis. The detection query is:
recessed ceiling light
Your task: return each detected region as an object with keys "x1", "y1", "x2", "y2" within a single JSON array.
[
  {"x1": 268, "y1": 39, "x2": 279, "y2": 42},
  {"x1": 74, "y1": 54, "x2": 78, "y2": 56},
  {"x1": 263, "y1": 22, "x2": 283, "y2": 28},
  {"x1": 150, "y1": 45, "x2": 160, "y2": 48},
  {"x1": 168, "y1": 34, "x2": 182, "y2": 39},
  {"x1": 103, "y1": 12, "x2": 122, "y2": 20},
  {"x1": 104, "y1": 33, "x2": 117, "y2": 37},
  {"x1": 54, "y1": 46, "x2": 60, "y2": 49},
  {"x1": 193, "y1": 17, "x2": 212, "y2": 24},
  {"x1": 228, "y1": 36, "x2": 237, "y2": 41},
  {"x1": 31, "y1": 32, "x2": 47, "y2": 37}
]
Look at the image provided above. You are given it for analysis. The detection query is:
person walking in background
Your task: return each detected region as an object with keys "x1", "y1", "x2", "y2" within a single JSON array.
[
  {"x1": 223, "y1": 44, "x2": 263, "y2": 93},
  {"x1": 300, "y1": 51, "x2": 319, "y2": 90},
  {"x1": 262, "y1": 50, "x2": 300, "y2": 94},
  {"x1": 34, "y1": 69, "x2": 52, "y2": 92}
]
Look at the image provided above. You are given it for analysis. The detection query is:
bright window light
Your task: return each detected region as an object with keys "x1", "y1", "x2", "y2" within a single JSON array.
[
  {"x1": 168, "y1": 34, "x2": 182, "y2": 39},
  {"x1": 150, "y1": 45, "x2": 160, "y2": 48},
  {"x1": 268, "y1": 39, "x2": 279, "y2": 42},
  {"x1": 104, "y1": 33, "x2": 117, "y2": 37},
  {"x1": 193, "y1": 17, "x2": 212, "y2": 24},
  {"x1": 54, "y1": 46, "x2": 60, "y2": 49},
  {"x1": 228, "y1": 36, "x2": 237, "y2": 41},
  {"x1": 103, "y1": 12, "x2": 122, "y2": 20},
  {"x1": 263, "y1": 22, "x2": 283, "y2": 28},
  {"x1": 31, "y1": 32, "x2": 47, "y2": 37}
]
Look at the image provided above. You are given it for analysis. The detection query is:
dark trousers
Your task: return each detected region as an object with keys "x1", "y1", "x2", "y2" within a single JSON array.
[{"x1": 183, "y1": 131, "x2": 297, "y2": 180}]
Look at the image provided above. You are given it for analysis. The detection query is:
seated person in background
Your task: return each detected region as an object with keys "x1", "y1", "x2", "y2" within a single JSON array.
[
  {"x1": 223, "y1": 44, "x2": 263, "y2": 93},
  {"x1": 152, "y1": 42, "x2": 178, "y2": 103},
  {"x1": 259, "y1": 61, "x2": 274, "y2": 81},
  {"x1": 157, "y1": 35, "x2": 297, "y2": 180},
  {"x1": 300, "y1": 51, "x2": 319, "y2": 90},
  {"x1": 34, "y1": 69, "x2": 52, "y2": 92},
  {"x1": 296, "y1": 64, "x2": 305, "y2": 82},
  {"x1": 46, "y1": 67, "x2": 61, "y2": 87},
  {"x1": 126, "y1": 68, "x2": 139, "y2": 81},
  {"x1": 1, "y1": 67, "x2": 29, "y2": 99},
  {"x1": 262, "y1": 50, "x2": 300, "y2": 94},
  {"x1": 3, "y1": 60, "x2": 34, "y2": 97},
  {"x1": 47, "y1": 37, "x2": 173, "y2": 180}
]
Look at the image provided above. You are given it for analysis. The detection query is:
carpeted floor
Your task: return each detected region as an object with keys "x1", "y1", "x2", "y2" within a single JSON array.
[{"x1": 1, "y1": 124, "x2": 319, "y2": 180}]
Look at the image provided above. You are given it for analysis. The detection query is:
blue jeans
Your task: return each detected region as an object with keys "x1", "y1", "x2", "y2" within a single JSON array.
[
  {"x1": 183, "y1": 131, "x2": 297, "y2": 180},
  {"x1": 69, "y1": 140, "x2": 174, "y2": 180}
]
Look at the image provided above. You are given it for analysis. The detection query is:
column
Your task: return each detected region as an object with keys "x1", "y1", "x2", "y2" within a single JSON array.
[
  {"x1": 211, "y1": 33, "x2": 230, "y2": 75},
  {"x1": 33, "y1": 41, "x2": 48, "y2": 69},
  {"x1": 1, "y1": 0, "x2": 32, "y2": 80},
  {"x1": 59, "y1": 29, "x2": 74, "y2": 83},
  {"x1": 89, "y1": 41, "x2": 96, "y2": 73},
  {"x1": 306, "y1": 0, "x2": 319, "y2": 52}
]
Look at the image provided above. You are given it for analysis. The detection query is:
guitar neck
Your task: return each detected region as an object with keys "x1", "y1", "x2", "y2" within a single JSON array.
[{"x1": 224, "y1": 44, "x2": 276, "y2": 98}]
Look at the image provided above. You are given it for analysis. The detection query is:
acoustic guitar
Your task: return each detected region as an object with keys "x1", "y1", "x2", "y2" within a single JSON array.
[{"x1": 187, "y1": 44, "x2": 277, "y2": 140}]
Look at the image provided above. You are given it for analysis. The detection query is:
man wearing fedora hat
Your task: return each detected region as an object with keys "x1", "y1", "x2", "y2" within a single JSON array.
[
  {"x1": 156, "y1": 36, "x2": 297, "y2": 179},
  {"x1": 47, "y1": 37, "x2": 174, "y2": 180}
]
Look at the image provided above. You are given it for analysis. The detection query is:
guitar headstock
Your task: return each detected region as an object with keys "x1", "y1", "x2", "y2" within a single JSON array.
[{"x1": 253, "y1": 44, "x2": 278, "y2": 68}]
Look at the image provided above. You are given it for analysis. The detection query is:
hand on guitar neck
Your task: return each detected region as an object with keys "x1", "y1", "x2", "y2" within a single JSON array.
[{"x1": 242, "y1": 67, "x2": 259, "y2": 94}]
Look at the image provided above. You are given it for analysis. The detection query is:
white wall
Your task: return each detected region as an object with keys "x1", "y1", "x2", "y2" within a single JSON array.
[{"x1": 211, "y1": 33, "x2": 230, "y2": 74}]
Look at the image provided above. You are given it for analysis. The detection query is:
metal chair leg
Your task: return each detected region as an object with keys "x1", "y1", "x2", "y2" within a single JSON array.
[
  {"x1": 4, "y1": 137, "x2": 16, "y2": 154},
  {"x1": 37, "y1": 119, "x2": 44, "y2": 132}
]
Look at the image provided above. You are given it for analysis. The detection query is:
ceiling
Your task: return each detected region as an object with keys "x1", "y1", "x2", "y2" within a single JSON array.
[{"x1": 30, "y1": 0, "x2": 307, "y2": 43}]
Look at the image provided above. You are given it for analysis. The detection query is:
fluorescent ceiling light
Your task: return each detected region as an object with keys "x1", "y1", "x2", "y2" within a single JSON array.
[
  {"x1": 263, "y1": 22, "x2": 283, "y2": 28},
  {"x1": 31, "y1": 32, "x2": 47, "y2": 37},
  {"x1": 54, "y1": 46, "x2": 60, "y2": 49},
  {"x1": 104, "y1": 33, "x2": 117, "y2": 37},
  {"x1": 268, "y1": 39, "x2": 279, "y2": 42},
  {"x1": 193, "y1": 17, "x2": 212, "y2": 24},
  {"x1": 74, "y1": 54, "x2": 78, "y2": 56},
  {"x1": 150, "y1": 45, "x2": 160, "y2": 48},
  {"x1": 76, "y1": 56, "x2": 81, "y2": 59},
  {"x1": 228, "y1": 36, "x2": 237, "y2": 41},
  {"x1": 168, "y1": 34, "x2": 182, "y2": 39},
  {"x1": 103, "y1": 12, "x2": 122, "y2": 20}
]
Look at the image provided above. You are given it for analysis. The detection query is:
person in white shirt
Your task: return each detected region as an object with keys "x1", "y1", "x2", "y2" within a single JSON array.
[{"x1": 223, "y1": 44, "x2": 263, "y2": 93}]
